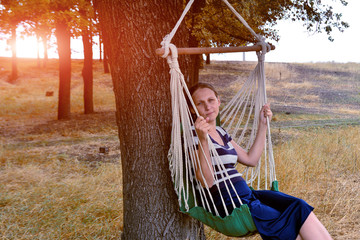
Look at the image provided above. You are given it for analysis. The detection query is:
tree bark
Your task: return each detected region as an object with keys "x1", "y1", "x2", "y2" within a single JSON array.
[
  {"x1": 9, "y1": 25, "x2": 18, "y2": 82},
  {"x1": 94, "y1": 0, "x2": 205, "y2": 239},
  {"x1": 55, "y1": 20, "x2": 71, "y2": 120},
  {"x1": 82, "y1": 30, "x2": 94, "y2": 114},
  {"x1": 206, "y1": 54, "x2": 210, "y2": 65}
]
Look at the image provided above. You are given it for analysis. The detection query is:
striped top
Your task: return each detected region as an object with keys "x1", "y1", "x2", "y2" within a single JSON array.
[{"x1": 192, "y1": 126, "x2": 244, "y2": 189}]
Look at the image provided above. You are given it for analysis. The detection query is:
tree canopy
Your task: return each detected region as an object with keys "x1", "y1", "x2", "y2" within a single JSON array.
[
  {"x1": 189, "y1": 0, "x2": 349, "y2": 47},
  {"x1": 0, "y1": 0, "x2": 28, "y2": 33},
  {"x1": 0, "y1": 0, "x2": 350, "y2": 54}
]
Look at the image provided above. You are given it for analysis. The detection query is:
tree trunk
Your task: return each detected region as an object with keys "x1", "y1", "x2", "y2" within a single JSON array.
[
  {"x1": 36, "y1": 34, "x2": 41, "y2": 68},
  {"x1": 99, "y1": 35, "x2": 103, "y2": 62},
  {"x1": 82, "y1": 30, "x2": 94, "y2": 114},
  {"x1": 206, "y1": 54, "x2": 210, "y2": 65},
  {"x1": 55, "y1": 20, "x2": 71, "y2": 120},
  {"x1": 9, "y1": 25, "x2": 18, "y2": 82},
  {"x1": 42, "y1": 35, "x2": 49, "y2": 68},
  {"x1": 94, "y1": 0, "x2": 205, "y2": 239},
  {"x1": 187, "y1": 0, "x2": 205, "y2": 87}
]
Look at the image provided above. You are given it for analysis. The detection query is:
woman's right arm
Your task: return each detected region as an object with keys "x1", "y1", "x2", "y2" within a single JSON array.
[{"x1": 194, "y1": 116, "x2": 215, "y2": 188}]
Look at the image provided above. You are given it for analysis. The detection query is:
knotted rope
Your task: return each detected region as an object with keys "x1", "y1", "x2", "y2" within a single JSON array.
[{"x1": 161, "y1": 0, "x2": 195, "y2": 58}]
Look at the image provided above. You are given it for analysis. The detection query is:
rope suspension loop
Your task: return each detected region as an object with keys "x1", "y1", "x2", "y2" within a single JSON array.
[
  {"x1": 256, "y1": 40, "x2": 271, "y2": 62},
  {"x1": 160, "y1": 0, "x2": 195, "y2": 58}
]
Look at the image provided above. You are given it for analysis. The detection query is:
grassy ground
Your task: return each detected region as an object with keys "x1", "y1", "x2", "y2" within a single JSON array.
[{"x1": 0, "y1": 58, "x2": 359, "y2": 239}]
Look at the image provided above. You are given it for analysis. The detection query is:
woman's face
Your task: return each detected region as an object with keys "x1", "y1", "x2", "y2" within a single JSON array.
[{"x1": 191, "y1": 87, "x2": 220, "y2": 123}]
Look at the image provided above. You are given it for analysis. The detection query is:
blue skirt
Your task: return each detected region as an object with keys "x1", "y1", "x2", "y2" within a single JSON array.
[{"x1": 205, "y1": 179, "x2": 314, "y2": 240}]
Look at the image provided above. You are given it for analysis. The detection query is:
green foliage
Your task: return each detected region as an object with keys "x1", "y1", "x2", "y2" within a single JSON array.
[
  {"x1": 0, "y1": 0, "x2": 350, "y2": 48},
  {"x1": 0, "y1": 0, "x2": 97, "y2": 41},
  {"x1": 289, "y1": 0, "x2": 349, "y2": 42},
  {"x1": 189, "y1": 0, "x2": 349, "y2": 47},
  {"x1": 49, "y1": 0, "x2": 95, "y2": 37}
]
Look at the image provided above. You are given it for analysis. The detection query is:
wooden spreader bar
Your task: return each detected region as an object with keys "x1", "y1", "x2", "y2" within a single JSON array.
[{"x1": 156, "y1": 44, "x2": 275, "y2": 56}]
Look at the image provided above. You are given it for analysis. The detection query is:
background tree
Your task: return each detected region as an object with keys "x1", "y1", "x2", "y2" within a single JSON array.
[
  {"x1": 78, "y1": 0, "x2": 96, "y2": 114},
  {"x1": 50, "y1": 0, "x2": 74, "y2": 119},
  {"x1": 101, "y1": 35, "x2": 109, "y2": 73},
  {"x1": 0, "y1": 0, "x2": 28, "y2": 82},
  {"x1": 187, "y1": 0, "x2": 206, "y2": 86},
  {"x1": 94, "y1": 0, "x2": 205, "y2": 239},
  {"x1": 94, "y1": 10, "x2": 110, "y2": 73},
  {"x1": 49, "y1": 0, "x2": 91, "y2": 119},
  {"x1": 191, "y1": 0, "x2": 349, "y2": 47},
  {"x1": 23, "y1": 0, "x2": 53, "y2": 68},
  {"x1": 189, "y1": 0, "x2": 348, "y2": 67}
]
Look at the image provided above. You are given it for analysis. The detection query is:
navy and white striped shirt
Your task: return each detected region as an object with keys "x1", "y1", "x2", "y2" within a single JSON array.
[{"x1": 192, "y1": 126, "x2": 244, "y2": 189}]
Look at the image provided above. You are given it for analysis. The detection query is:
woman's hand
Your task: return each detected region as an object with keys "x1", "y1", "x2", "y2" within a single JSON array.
[
  {"x1": 194, "y1": 116, "x2": 214, "y2": 188},
  {"x1": 259, "y1": 103, "x2": 273, "y2": 126},
  {"x1": 194, "y1": 116, "x2": 211, "y2": 141},
  {"x1": 237, "y1": 104, "x2": 272, "y2": 167}
]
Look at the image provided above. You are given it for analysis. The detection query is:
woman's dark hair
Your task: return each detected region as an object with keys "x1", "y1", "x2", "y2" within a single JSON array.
[{"x1": 189, "y1": 82, "x2": 218, "y2": 98}]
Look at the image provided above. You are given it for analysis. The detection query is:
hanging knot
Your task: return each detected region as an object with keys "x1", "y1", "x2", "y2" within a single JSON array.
[
  {"x1": 165, "y1": 44, "x2": 180, "y2": 70},
  {"x1": 256, "y1": 37, "x2": 271, "y2": 53},
  {"x1": 255, "y1": 39, "x2": 271, "y2": 62},
  {"x1": 160, "y1": 34, "x2": 171, "y2": 58}
]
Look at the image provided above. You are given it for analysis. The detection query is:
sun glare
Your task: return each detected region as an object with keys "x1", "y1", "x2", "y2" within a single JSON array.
[
  {"x1": 17, "y1": 36, "x2": 42, "y2": 58},
  {"x1": 0, "y1": 36, "x2": 49, "y2": 59},
  {"x1": 0, "y1": 35, "x2": 100, "y2": 59}
]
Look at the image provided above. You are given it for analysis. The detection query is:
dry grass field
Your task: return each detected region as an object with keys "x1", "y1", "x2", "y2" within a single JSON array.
[
  {"x1": 0, "y1": 57, "x2": 359, "y2": 239},
  {"x1": 200, "y1": 61, "x2": 360, "y2": 239}
]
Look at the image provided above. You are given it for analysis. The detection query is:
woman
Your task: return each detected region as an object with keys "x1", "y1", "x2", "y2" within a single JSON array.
[{"x1": 190, "y1": 82, "x2": 332, "y2": 240}]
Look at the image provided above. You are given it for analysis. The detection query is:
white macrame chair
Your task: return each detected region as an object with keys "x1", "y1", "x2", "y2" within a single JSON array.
[{"x1": 158, "y1": 0, "x2": 278, "y2": 237}]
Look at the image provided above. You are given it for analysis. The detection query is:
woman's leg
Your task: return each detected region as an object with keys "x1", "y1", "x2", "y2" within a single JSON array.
[{"x1": 298, "y1": 212, "x2": 332, "y2": 240}]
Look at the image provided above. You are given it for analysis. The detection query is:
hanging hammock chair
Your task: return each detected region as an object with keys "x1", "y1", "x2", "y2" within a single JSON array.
[{"x1": 158, "y1": 0, "x2": 278, "y2": 237}]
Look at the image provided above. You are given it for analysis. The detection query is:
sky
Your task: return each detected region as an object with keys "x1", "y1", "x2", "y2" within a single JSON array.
[
  {"x1": 0, "y1": 0, "x2": 359, "y2": 63},
  {"x1": 213, "y1": 0, "x2": 360, "y2": 63}
]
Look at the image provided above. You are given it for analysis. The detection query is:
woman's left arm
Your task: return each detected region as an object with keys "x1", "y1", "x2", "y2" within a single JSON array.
[{"x1": 232, "y1": 104, "x2": 272, "y2": 167}]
